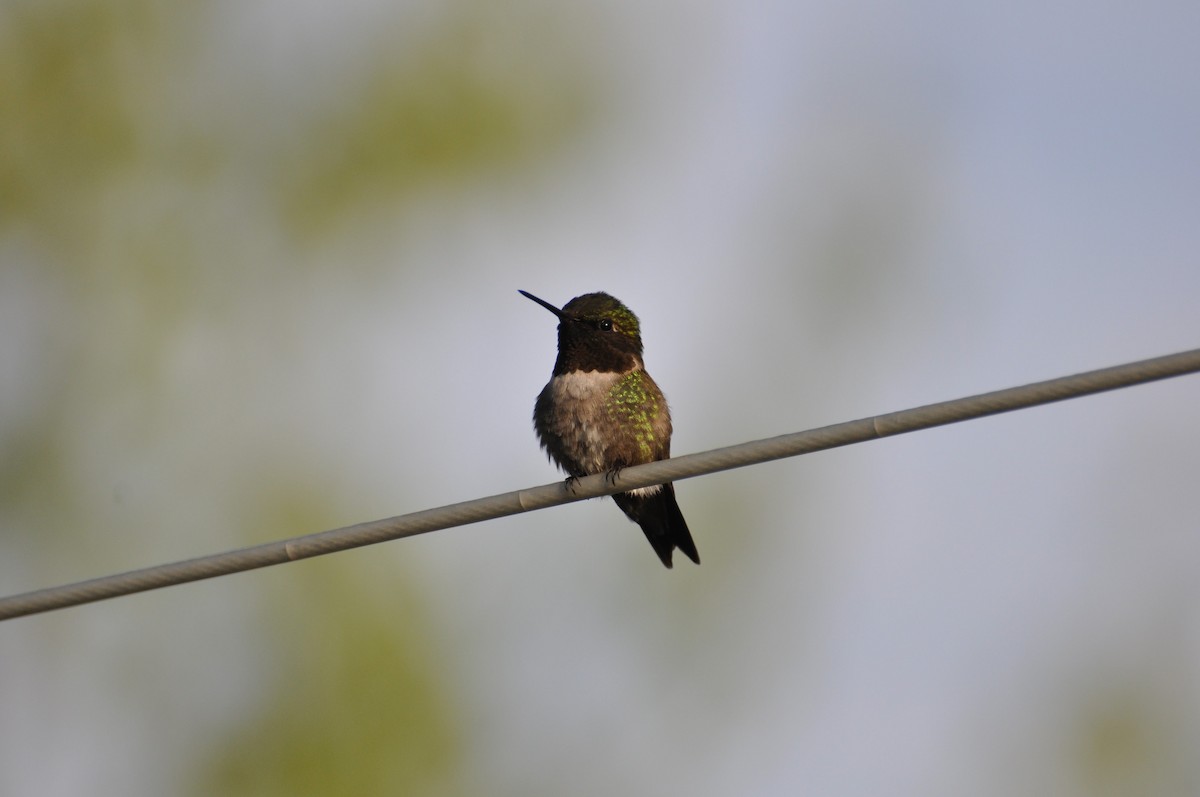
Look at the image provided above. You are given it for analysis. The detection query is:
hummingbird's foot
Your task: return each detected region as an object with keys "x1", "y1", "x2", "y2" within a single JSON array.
[{"x1": 604, "y1": 466, "x2": 625, "y2": 486}]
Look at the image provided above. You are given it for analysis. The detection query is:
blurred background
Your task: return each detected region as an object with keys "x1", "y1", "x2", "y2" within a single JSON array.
[{"x1": 2, "y1": 0, "x2": 1198, "y2": 794}]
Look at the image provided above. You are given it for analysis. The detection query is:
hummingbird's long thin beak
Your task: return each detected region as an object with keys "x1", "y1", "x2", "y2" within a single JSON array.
[{"x1": 518, "y1": 290, "x2": 566, "y2": 319}]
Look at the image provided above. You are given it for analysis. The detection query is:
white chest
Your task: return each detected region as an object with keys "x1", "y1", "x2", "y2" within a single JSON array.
[
  {"x1": 547, "y1": 370, "x2": 621, "y2": 404},
  {"x1": 537, "y1": 370, "x2": 622, "y2": 474}
]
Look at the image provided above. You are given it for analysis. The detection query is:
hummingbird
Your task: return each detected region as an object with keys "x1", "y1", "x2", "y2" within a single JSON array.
[{"x1": 519, "y1": 289, "x2": 700, "y2": 568}]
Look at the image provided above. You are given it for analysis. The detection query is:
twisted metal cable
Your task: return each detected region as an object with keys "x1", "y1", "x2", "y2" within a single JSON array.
[{"x1": 2, "y1": 347, "x2": 1198, "y2": 621}]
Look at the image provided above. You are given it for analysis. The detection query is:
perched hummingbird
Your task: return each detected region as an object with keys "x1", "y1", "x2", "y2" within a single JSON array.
[{"x1": 519, "y1": 290, "x2": 700, "y2": 568}]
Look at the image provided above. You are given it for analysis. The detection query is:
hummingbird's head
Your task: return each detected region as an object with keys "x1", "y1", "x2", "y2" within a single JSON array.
[{"x1": 520, "y1": 290, "x2": 644, "y2": 374}]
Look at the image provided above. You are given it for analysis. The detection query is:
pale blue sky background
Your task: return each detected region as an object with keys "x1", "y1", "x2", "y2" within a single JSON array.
[{"x1": 1, "y1": 0, "x2": 1198, "y2": 795}]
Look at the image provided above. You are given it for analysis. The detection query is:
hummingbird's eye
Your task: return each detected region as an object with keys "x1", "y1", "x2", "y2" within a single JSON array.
[{"x1": 598, "y1": 319, "x2": 614, "y2": 331}]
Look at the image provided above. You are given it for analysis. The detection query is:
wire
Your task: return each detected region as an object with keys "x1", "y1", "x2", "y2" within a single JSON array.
[{"x1": 2, "y1": 347, "x2": 1198, "y2": 622}]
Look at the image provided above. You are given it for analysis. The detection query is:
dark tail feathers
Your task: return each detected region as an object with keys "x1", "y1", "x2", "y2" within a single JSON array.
[{"x1": 612, "y1": 483, "x2": 700, "y2": 568}]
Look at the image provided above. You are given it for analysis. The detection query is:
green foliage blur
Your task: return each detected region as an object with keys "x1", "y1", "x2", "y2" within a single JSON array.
[{"x1": 0, "y1": 0, "x2": 596, "y2": 792}]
